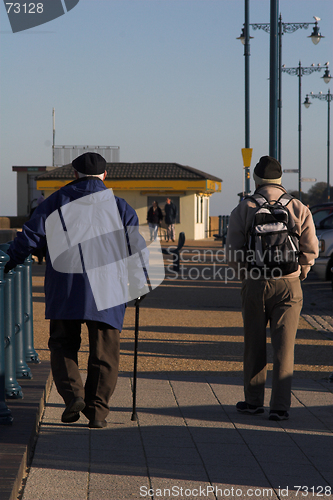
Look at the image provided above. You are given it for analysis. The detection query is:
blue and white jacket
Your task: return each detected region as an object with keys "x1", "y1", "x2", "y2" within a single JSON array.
[{"x1": 7, "y1": 177, "x2": 146, "y2": 331}]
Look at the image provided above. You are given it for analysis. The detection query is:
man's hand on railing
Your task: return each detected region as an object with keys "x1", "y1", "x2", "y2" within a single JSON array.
[{"x1": 4, "y1": 261, "x2": 16, "y2": 274}]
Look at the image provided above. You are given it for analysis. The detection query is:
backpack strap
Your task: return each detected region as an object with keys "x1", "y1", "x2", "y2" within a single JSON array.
[
  {"x1": 247, "y1": 193, "x2": 269, "y2": 207},
  {"x1": 277, "y1": 192, "x2": 293, "y2": 207},
  {"x1": 249, "y1": 192, "x2": 293, "y2": 208}
]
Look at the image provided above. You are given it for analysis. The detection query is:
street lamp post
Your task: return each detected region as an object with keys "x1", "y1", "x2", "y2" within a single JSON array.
[
  {"x1": 304, "y1": 85, "x2": 333, "y2": 202},
  {"x1": 244, "y1": 0, "x2": 250, "y2": 195},
  {"x1": 270, "y1": 0, "x2": 279, "y2": 160},
  {"x1": 236, "y1": 0, "x2": 252, "y2": 196},
  {"x1": 282, "y1": 62, "x2": 330, "y2": 201},
  {"x1": 239, "y1": 16, "x2": 324, "y2": 163}
]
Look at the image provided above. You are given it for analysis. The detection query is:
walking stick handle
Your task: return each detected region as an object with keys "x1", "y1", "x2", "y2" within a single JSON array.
[{"x1": 131, "y1": 301, "x2": 140, "y2": 421}]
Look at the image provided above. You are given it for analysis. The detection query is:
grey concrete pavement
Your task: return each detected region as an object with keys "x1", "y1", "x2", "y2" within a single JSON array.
[
  {"x1": 21, "y1": 373, "x2": 333, "y2": 500},
  {"x1": 5, "y1": 239, "x2": 333, "y2": 500},
  {"x1": 301, "y1": 271, "x2": 333, "y2": 340}
]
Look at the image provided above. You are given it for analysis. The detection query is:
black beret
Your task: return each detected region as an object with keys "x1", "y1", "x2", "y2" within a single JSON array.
[
  {"x1": 72, "y1": 152, "x2": 106, "y2": 175},
  {"x1": 253, "y1": 155, "x2": 282, "y2": 185}
]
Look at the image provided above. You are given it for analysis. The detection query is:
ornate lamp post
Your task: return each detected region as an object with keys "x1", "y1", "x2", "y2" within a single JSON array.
[
  {"x1": 282, "y1": 62, "x2": 330, "y2": 201},
  {"x1": 304, "y1": 85, "x2": 333, "y2": 201},
  {"x1": 236, "y1": 0, "x2": 253, "y2": 196},
  {"x1": 238, "y1": 16, "x2": 324, "y2": 163}
]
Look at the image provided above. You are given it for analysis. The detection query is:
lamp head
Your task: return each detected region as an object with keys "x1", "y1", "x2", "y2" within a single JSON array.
[
  {"x1": 237, "y1": 26, "x2": 245, "y2": 44},
  {"x1": 308, "y1": 18, "x2": 324, "y2": 45},
  {"x1": 322, "y1": 67, "x2": 332, "y2": 84},
  {"x1": 303, "y1": 95, "x2": 312, "y2": 108},
  {"x1": 237, "y1": 24, "x2": 254, "y2": 45}
]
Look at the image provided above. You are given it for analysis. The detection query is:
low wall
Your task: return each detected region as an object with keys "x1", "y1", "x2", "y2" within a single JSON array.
[
  {"x1": 0, "y1": 216, "x2": 29, "y2": 229},
  {"x1": 1, "y1": 216, "x2": 222, "y2": 241},
  {"x1": 0, "y1": 229, "x2": 18, "y2": 244},
  {"x1": 0, "y1": 217, "x2": 10, "y2": 229},
  {"x1": 9, "y1": 216, "x2": 29, "y2": 228},
  {"x1": 209, "y1": 216, "x2": 220, "y2": 237}
]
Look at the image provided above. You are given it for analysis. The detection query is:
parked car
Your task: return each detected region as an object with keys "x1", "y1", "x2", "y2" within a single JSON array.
[
  {"x1": 312, "y1": 213, "x2": 333, "y2": 281},
  {"x1": 310, "y1": 202, "x2": 333, "y2": 228}
]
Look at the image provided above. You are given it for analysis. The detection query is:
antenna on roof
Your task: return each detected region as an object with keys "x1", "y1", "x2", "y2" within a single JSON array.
[{"x1": 52, "y1": 108, "x2": 55, "y2": 167}]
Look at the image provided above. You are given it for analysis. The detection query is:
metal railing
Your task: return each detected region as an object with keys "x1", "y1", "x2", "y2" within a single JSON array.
[
  {"x1": 0, "y1": 245, "x2": 40, "y2": 425},
  {"x1": 213, "y1": 215, "x2": 230, "y2": 245}
]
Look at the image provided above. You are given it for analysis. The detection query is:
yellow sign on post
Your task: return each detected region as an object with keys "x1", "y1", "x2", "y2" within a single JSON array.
[{"x1": 241, "y1": 148, "x2": 253, "y2": 168}]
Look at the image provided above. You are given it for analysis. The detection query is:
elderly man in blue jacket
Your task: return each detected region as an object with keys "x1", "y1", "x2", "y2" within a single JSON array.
[{"x1": 5, "y1": 152, "x2": 147, "y2": 428}]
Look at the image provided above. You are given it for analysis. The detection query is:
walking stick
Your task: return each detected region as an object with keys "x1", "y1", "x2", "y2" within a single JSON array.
[
  {"x1": 131, "y1": 299, "x2": 140, "y2": 421},
  {"x1": 131, "y1": 249, "x2": 152, "y2": 421}
]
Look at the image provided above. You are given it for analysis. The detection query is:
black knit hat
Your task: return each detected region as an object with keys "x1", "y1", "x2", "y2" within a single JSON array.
[
  {"x1": 253, "y1": 155, "x2": 282, "y2": 185},
  {"x1": 72, "y1": 152, "x2": 106, "y2": 175}
]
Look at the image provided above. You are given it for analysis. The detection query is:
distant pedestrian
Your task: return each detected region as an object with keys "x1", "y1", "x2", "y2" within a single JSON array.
[
  {"x1": 226, "y1": 155, "x2": 318, "y2": 421},
  {"x1": 147, "y1": 201, "x2": 163, "y2": 241},
  {"x1": 164, "y1": 197, "x2": 177, "y2": 242}
]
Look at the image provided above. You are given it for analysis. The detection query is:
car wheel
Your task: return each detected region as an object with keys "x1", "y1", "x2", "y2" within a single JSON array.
[{"x1": 327, "y1": 257, "x2": 333, "y2": 281}]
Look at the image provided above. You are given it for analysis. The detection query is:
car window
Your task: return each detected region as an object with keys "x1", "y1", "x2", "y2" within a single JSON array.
[
  {"x1": 312, "y1": 209, "x2": 331, "y2": 224},
  {"x1": 319, "y1": 214, "x2": 333, "y2": 229}
]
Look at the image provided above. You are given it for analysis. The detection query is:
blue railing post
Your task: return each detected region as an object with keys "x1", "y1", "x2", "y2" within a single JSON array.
[
  {"x1": 13, "y1": 263, "x2": 32, "y2": 379},
  {"x1": 214, "y1": 215, "x2": 230, "y2": 246},
  {"x1": 222, "y1": 216, "x2": 230, "y2": 246},
  {"x1": 4, "y1": 268, "x2": 23, "y2": 399},
  {"x1": 0, "y1": 243, "x2": 32, "y2": 380},
  {"x1": 0, "y1": 250, "x2": 13, "y2": 425},
  {"x1": 218, "y1": 215, "x2": 223, "y2": 238},
  {"x1": 23, "y1": 255, "x2": 40, "y2": 364}
]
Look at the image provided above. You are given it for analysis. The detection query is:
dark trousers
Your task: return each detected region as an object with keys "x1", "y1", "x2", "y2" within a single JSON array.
[
  {"x1": 241, "y1": 277, "x2": 303, "y2": 411},
  {"x1": 49, "y1": 319, "x2": 120, "y2": 421}
]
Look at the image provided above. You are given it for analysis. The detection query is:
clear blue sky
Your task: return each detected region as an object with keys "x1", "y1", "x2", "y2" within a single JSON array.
[{"x1": 0, "y1": 0, "x2": 332, "y2": 216}]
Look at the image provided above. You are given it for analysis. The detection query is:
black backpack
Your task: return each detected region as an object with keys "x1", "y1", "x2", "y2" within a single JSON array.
[{"x1": 246, "y1": 192, "x2": 300, "y2": 276}]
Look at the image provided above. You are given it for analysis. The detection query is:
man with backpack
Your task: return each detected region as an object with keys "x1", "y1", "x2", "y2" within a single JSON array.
[{"x1": 226, "y1": 156, "x2": 318, "y2": 420}]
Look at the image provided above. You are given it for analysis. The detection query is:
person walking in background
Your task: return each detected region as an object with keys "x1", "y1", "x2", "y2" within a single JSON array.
[
  {"x1": 147, "y1": 200, "x2": 163, "y2": 241},
  {"x1": 4, "y1": 152, "x2": 147, "y2": 429},
  {"x1": 226, "y1": 155, "x2": 318, "y2": 421},
  {"x1": 164, "y1": 197, "x2": 177, "y2": 242}
]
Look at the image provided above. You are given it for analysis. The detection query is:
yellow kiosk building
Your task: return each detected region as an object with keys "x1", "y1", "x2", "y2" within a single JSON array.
[{"x1": 35, "y1": 162, "x2": 222, "y2": 240}]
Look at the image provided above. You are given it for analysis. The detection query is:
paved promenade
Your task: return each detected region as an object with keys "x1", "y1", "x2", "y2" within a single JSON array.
[{"x1": 1, "y1": 239, "x2": 332, "y2": 500}]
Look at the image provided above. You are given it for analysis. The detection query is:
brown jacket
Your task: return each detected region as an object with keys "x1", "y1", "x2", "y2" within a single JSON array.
[{"x1": 225, "y1": 184, "x2": 319, "y2": 280}]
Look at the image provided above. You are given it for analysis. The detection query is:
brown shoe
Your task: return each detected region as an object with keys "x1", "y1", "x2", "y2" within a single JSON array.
[
  {"x1": 88, "y1": 419, "x2": 107, "y2": 429},
  {"x1": 61, "y1": 397, "x2": 86, "y2": 423}
]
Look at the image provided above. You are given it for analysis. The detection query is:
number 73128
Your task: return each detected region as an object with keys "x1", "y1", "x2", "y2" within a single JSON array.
[
  {"x1": 295, "y1": 486, "x2": 332, "y2": 496},
  {"x1": 6, "y1": 3, "x2": 44, "y2": 14}
]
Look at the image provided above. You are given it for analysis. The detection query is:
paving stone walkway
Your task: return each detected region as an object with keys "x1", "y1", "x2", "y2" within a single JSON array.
[
  {"x1": 1, "y1": 239, "x2": 332, "y2": 500},
  {"x1": 21, "y1": 373, "x2": 333, "y2": 500}
]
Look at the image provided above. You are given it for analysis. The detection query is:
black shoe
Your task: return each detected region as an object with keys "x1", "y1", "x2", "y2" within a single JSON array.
[
  {"x1": 269, "y1": 410, "x2": 289, "y2": 421},
  {"x1": 88, "y1": 419, "x2": 107, "y2": 429},
  {"x1": 236, "y1": 401, "x2": 264, "y2": 415},
  {"x1": 61, "y1": 397, "x2": 86, "y2": 423}
]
